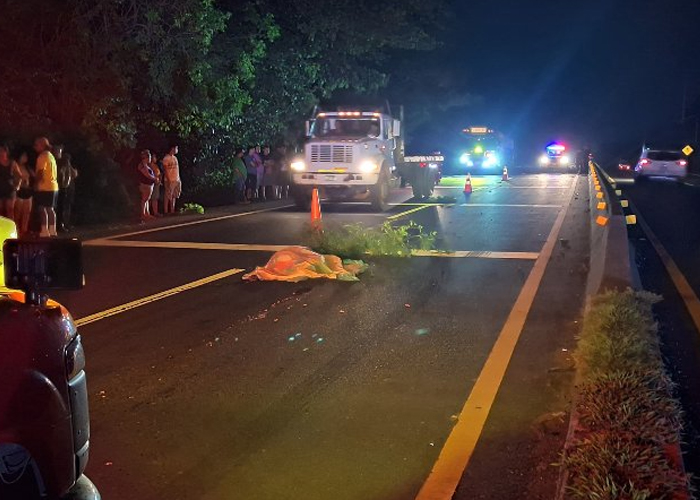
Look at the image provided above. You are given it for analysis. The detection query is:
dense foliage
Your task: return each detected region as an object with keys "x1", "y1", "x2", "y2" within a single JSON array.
[
  {"x1": 0, "y1": 0, "x2": 445, "y2": 150},
  {"x1": 0, "y1": 0, "x2": 447, "y2": 221}
]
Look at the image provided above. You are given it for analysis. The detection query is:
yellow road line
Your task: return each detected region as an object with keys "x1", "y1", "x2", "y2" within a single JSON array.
[
  {"x1": 415, "y1": 178, "x2": 577, "y2": 500},
  {"x1": 85, "y1": 205, "x2": 293, "y2": 243},
  {"x1": 86, "y1": 239, "x2": 538, "y2": 260},
  {"x1": 74, "y1": 268, "x2": 244, "y2": 327},
  {"x1": 411, "y1": 250, "x2": 539, "y2": 260},
  {"x1": 387, "y1": 204, "x2": 433, "y2": 220},
  {"x1": 634, "y1": 207, "x2": 700, "y2": 333},
  {"x1": 84, "y1": 240, "x2": 289, "y2": 252}
]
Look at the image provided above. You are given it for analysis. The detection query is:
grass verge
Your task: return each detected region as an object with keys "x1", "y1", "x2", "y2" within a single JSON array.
[
  {"x1": 306, "y1": 221, "x2": 437, "y2": 259},
  {"x1": 561, "y1": 290, "x2": 691, "y2": 499}
]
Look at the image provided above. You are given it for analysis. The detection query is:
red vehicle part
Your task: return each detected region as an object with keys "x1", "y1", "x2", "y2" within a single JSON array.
[{"x1": 0, "y1": 292, "x2": 97, "y2": 500}]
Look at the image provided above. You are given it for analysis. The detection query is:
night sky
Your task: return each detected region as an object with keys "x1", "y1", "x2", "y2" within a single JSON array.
[{"x1": 408, "y1": 0, "x2": 700, "y2": 161}]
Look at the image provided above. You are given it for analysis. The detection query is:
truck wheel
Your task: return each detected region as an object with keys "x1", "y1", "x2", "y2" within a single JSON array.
[
  {"x1": 412, "y1": 177, "x2": 424, "y2": 199},
  {"x1": 370, "y1": 171, "x2": 390, "y2": 211},
  {"x1": 292, "y1": 188, "x2": 312, "y2": 210}
]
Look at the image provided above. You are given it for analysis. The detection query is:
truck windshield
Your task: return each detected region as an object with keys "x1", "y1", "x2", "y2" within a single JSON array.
[{"x1": 311, "y1": 118, "x2": 381, "y2": 139}]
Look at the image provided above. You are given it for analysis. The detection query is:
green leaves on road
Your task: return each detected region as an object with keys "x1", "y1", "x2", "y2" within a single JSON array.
[{"x1": 307, "y1": 221, "x2": 437, "y2": 259}]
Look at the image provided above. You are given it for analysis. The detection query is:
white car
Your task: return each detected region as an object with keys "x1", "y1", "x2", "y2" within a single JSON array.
[{"x1": 634, "y1": 148, "x2": 687, "y2": 180}]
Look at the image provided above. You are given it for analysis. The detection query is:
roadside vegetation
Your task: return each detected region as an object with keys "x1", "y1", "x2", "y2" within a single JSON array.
[
  {"x1": 562, "y1": 290, "x2": 691, "y2": 499},
  {"x1": 179, "y1": 203, "x2": 205, "y2": 215},
  {"x1": 307, "y1": 221, "x2": 437, "y2": 259}
]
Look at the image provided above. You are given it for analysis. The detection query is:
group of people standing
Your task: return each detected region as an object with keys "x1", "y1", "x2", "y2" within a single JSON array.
[
  {"x1": 231, "y1": 145, "x2": 290, "y2": 204},
  {"x1": 136, "y1": 145, "x2": 182, "y2": 221},
  {"x1": 0, "y1": 137, "x2": 77, "y2": 237}
]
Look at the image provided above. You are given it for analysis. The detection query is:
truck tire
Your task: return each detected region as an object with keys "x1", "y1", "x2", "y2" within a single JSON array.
[
  {"x1": 370, "y1": 170, "x2": 390, "y2": 212},
  {"x1": 292, "y1": 188, "x2": 312, "y2": 210},
  {"x1": 412, "y1": 168, "x2": 433, "y2": 199}
]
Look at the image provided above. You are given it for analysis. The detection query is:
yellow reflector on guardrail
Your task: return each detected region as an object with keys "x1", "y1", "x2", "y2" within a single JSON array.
[
  {"x1": 596, "y1": 192, "x2": 604, "y2": 199},
  {"x1": 597, "y1": 202, "x2": 607, "y2": 210},
  {"x1": 621, "y1": 200, "x2": 629, "y2": 208},
  {"x1": 626, "y1": 215, "x2": 637, "y2": 225},
  {"x1": 596, "y1": 216, "x2": 609, "y2": 226}
]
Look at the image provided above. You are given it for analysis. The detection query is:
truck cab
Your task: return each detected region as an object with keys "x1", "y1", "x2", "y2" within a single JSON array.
[{"x1": 291, "y1": 110, "x2": 402, "y2": 211}]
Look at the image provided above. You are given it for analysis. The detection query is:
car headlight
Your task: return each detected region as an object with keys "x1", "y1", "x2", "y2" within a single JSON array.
[
  {"x1": 359, "y1": 160, "x2": 379, "y2": 173},
  {"x1": 539, "y1": 155, "x2": 550, "y2": 166},
  {"x1": 291, "y1": 160, "x2": 306, "y2": 172},
  {"x1": 559, "y1": 155, "x2": 570, "y2": 165},
  {"x1": 484, "y1": 155, "x2": 500, "y2": 167}
]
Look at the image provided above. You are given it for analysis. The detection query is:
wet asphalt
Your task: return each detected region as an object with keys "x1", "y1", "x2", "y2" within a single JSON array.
[{"x1": 53, "y1": 173, "x2": 591, "y2": 500}]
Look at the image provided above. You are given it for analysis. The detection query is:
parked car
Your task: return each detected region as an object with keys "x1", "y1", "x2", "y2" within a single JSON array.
[{"x1": 634, "y1": 148, "x2": 687, "y2": 180}]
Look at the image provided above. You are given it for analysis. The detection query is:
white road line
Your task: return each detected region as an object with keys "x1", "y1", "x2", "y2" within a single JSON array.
[
  {"x1": 415, "y1": 177, "x2": 578, "y2": 500},
  {"x1": 501, "y1": 186, "x2": 572, "y2": 189},
  {"x1": 411, "y1": 250, "x2": 539, "y2": 260},
  {"x1": 85, "y1": 205, "x2": 293, "y2": 243},
  {"x1": 74, "y1": 268, "x2": 245, "y2": 327},
  {"x1": 459, "y1": 203, "x2": 561, "y2": 208}
]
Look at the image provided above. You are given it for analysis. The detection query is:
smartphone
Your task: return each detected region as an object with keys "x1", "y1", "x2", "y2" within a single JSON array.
[{"x1": 3, "y1": 238, "x2": 84, "y2": 291}]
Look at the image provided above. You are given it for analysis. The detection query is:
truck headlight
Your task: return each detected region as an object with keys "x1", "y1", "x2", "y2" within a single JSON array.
[
  {"x1": 559, "y1": 155, "x2": 570, "y2": 165},
  {"x1": 459, "y1": 153, "x2": 470, "y2": 165},
  {"x1": 360, "y1": 160, "x2": 379, "y2": 173},
  {"x1": 291, "y1": 160, "x2": 306, "y2": 172},
  {"x1": 538, "y1": 155, "x2": 550, "y2": 166}
]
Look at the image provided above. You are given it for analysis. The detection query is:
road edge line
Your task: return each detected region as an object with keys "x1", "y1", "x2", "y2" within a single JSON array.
[
  {"x1": 85, "y1": 205, "x2": 293, "y2": 243},
  {"x1": 415, "y1": 177, "x2": 578, "y2": 500},
  {"x1": 633, "y1": 204, "x2": 700, "y2": 334}
]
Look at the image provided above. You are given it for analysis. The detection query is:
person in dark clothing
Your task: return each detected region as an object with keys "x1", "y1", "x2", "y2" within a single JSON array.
[{"x1": 55, "y1": 145, "x2": 79, "y2": 231}]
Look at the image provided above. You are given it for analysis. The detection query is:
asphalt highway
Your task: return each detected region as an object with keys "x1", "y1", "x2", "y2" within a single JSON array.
[{"x1": 54, "y1": 173, "x2": 591, "y2": 500}]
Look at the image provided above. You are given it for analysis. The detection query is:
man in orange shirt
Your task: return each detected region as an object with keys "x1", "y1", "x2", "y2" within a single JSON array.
[{"x1": 33, "y1": 137, "x2": 59, "y2": 237}]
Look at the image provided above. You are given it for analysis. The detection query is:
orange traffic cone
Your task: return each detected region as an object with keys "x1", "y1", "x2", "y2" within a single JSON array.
[
  {"x1": 463, "y1": 173, "x2": 473, "y2": 194},
  {"x1": 502, "y1": 166, "x2": 509, "y2": 181},
  {"x1": 310, "y1": 187, "x2": 322, "y2": 230}
]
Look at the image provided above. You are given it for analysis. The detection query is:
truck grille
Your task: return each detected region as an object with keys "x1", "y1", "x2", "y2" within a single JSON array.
[{"x1": 311, "y1": 145, "x2": 353, "y2": 164}]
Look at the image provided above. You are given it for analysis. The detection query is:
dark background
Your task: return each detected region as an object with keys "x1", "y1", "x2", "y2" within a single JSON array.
[{"x1": 397, "y1": 0, "x2": 700, "y2": 165}]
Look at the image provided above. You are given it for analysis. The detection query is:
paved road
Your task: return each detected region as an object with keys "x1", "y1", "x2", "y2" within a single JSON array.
[
  {"x1": 54, "y1": 173, "x2": 590, "y2": 500},
  {"x1": 605, "y1": 171, "x2": 700, "y2": 488}
]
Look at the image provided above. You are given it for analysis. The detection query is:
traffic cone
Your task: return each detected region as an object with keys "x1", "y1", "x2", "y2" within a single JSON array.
[
  {"x1": 463, "y1": 173, "x2": 473, "y2": 194},
  {"x1": 502, "y1": 166, "x2": 509, "y2": 181},
  {"x1": 310, "y1": 187, "x2": 322, "y2": 230}
]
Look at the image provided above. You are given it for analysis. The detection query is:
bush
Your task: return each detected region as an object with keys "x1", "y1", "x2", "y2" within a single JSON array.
[
  {"x1": 307, "y1": 221, "x2": 437, "y2": 259},
  {"x1": 562, "y1": 290, "x2": 690, "y2": 499},
  {"x1": 180, "y1": 202, "x2": 205, "y2": 215}
]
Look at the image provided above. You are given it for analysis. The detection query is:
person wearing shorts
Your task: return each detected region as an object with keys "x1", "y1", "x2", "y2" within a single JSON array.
[
  {"x1": 14, "y1": 150, "x2": 34, "y2": 235},
  {"x1": 137, "y1": 150, "x2": 156, "y2": 221},
  {"x1": 33, "y1": 137, "x2": 59, "y2": 237},
  {"x1": 162, "y1": 145, "x2": 181, "y2": 214},
  {"x1": 150, "y1": 153, "x2": 163, "y2": 216}
]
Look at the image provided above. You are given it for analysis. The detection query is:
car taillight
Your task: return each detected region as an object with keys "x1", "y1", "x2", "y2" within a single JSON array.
[
  {"x1": 677, "y1": 159, "x2": 687, "y2": 167},
  {"x1": 419, "y1": 162, "x2": 427, "y2": 168},
  {"x1": 640, "y1": 159, "x2": 652, "y2": 166}
]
